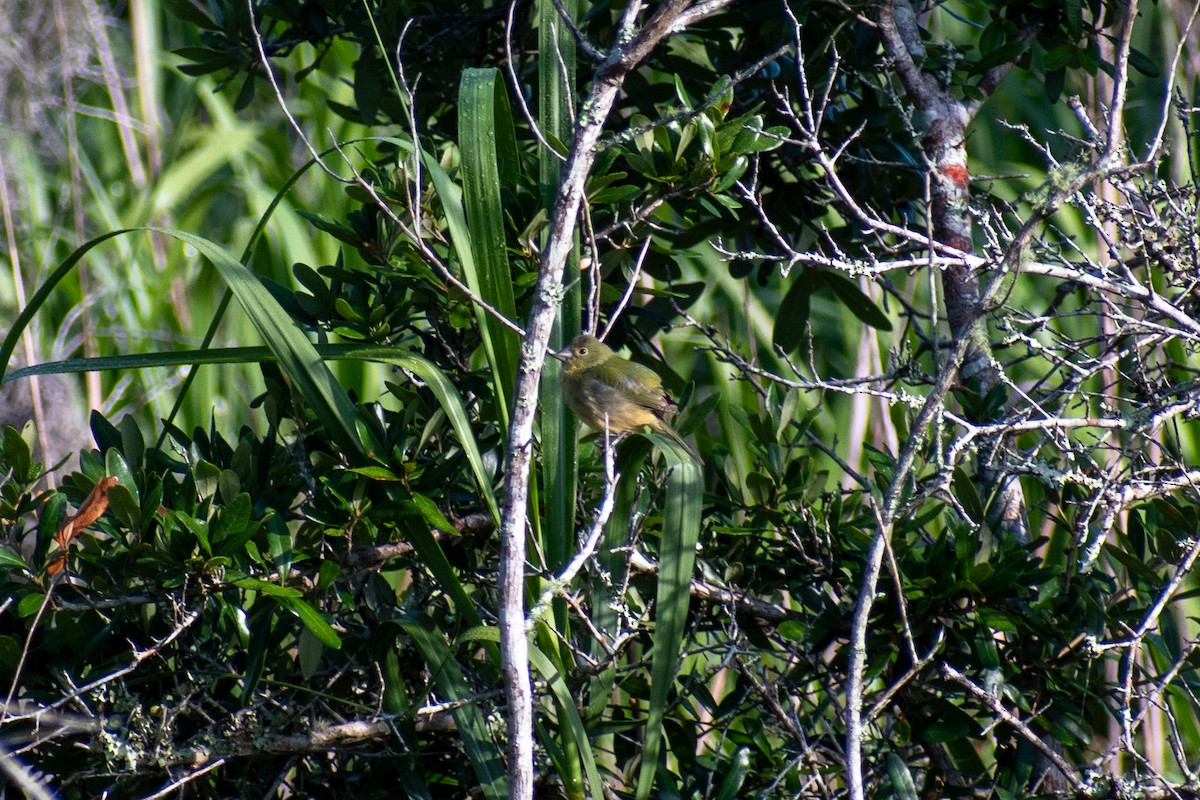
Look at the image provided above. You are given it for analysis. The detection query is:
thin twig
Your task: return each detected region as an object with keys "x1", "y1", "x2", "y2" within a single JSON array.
[
  {"x1": 942, "y1": 663, "x2": 1086, "y2": 794},
  {"x1": 599, "y1": 236, "x2": 650, "y2": 339},
  {"x1": 527, "y1": 441, "x2": 621, "y2": 622}
]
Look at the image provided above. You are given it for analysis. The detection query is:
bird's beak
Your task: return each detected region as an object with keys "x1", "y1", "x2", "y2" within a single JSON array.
[{"x1": 550, "y1": 346, "x2": 570, "y2": 363}]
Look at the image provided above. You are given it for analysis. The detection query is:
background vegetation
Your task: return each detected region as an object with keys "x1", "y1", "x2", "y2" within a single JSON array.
[{"x1": 2, "y1": 0, "x2": 1200, "y2": 798}]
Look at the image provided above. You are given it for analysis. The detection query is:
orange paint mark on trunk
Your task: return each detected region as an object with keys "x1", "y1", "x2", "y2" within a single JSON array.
[{"x1": 941, "y1": 164, "x2": 969, "y2": 187}]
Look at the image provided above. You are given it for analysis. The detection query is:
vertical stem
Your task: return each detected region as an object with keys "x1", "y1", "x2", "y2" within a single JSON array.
[
  {"x1": 496, "y1": 4, "x2": 729, "y2": 795},
  {"x1": 497, "y1": 71, "x2": 624, "y2": 797}
]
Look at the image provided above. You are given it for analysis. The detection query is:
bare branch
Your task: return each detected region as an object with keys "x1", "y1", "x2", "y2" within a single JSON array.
[
  {"x1": 495, "y1": 3, "x2": 738, "y2": 796},
  {"x1": 942, "y1": 663, "x2": 1087, "y2": 794}
]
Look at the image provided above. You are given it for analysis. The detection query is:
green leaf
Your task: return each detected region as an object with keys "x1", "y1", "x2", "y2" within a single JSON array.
[
  {"x1": 218, "y1": 469, "x2": 240, "y2": 504},
  {"x1": 0, "y1": 546, "x2": 30, "y2": 575},
  {"x1": 174, "y1": 511, "x2": 211, "y2": 556},
  {"x1": 90, "y1": 410, "x2": 121, "y2": 453},
  {"x1": 952, "y1": 467, "x2": 984, "y2": 523},
  {"x1": 106, "y1": 483, "x2": 141, "y2": 532},
  {"x1": 233, "y1": 71, "x2": 256, "y2": 112},
  {"x1": 711, "y1": 154, "x2": 749, "y2": 192},
  {"x1": 410, "y1": 492, "x2": 458, "y2": 535},
  {"x1": 354, "y1": 48, "x2": 382, "y2": 124},
  {"x1": 977, "y1": 607, "x2": 1019, "y2": 634},
  {"x1": 673, "y1": 72, "x2": 696, "y2": 108},
  {"x1": 974, "y1": 39, "x2": 1030, "y2": 73},
  {"x1": 886, "y1": 752, "x2": 919, "y2": 800},
  {"x1": 458, "y1": 624, "x2": 501, "y2": 645},
  {"x1": 1065, "y1": 0, "x2": 1082, "y2": 41},
  {"x1": 1104, "y1": 543, "x2": 1162, "y2": 585},
  {"x1": 1126, "y1": 46, "x2": 1160, "y2": 77},
  {"x1": 232, "y1": 576, "x2": 302, "y2": 598},
  {"x1": 777, "y1": 620, "x2": 805, "y2": 641},
  {"x1": 713, "y1": 748, "x2": 751, "y2": 800},
  {"x1": 346, "y1": 465, "x2": 402, "y2": 481},
  {"x1": 2, "y1": 426, "x2": 31, "y2": 483},
  {"x1": 978, "y1": 20, "x2": 1007, "y2": 56},
  {"x1": 280, "y1": 596, "x2": 342, "y2": 649},
  {"x1": 105, "y1": 449, "x2": 139, "y2": 506},
  {"x1": 823, "y1": 270, "x2": 892, "y2": 331},
  {"x1": 1044, "y1": 67, "x2": 1066, "y2": 104},
  {"x1": 944, "y1": 735, "x2": 987, "y2": 776},
  {"x1": 17, "y1": 593, "x2": 46, "y2": 618},
  {"x1": 325, "y1": 345, "x2": 499, "y2": 523},
  {"x1": 213, "y1": 492, "x2": 254, "y2": 556},
  {"x1": 920, "y1": 697, "x2": 980, "y2": 742},
  {"x1": 591, "y1": 184, "x2": 642, "y2": 204},
  {"x1": 0, "y1": 635, "x2": 21, "y2": 673},
  {"x1": 297, "y1": 627, "x2": 324, "y2": 679},
  {"x1": 1044, "y1": 45, "x2": 1074, "y2": 72},
  {"x1": 773, "y1": 277, "x2": 815, "y2": 353},
  {"x1": 264, "y1": 513, "x2": 294, "y2": 575}
]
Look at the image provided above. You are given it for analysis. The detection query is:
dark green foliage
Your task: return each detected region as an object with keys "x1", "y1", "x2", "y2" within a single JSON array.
[{"x1": 0, "y1": 392, "x2": 502, "y2": 796}]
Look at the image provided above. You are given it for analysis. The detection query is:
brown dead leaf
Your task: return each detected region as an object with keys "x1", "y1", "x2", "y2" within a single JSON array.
[{"x1": 48, "y1": 476, "x2": 118, "y2": 575}]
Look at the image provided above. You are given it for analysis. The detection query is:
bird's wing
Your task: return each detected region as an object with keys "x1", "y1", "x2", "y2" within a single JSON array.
[{"x1": 594, "y1": 358, "x2": 678, "y2": 415}]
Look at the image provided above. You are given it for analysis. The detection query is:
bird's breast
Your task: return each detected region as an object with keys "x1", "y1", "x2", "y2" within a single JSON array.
[{"x1": 563, "y1": 373, "x2": 658, "y2": 433}]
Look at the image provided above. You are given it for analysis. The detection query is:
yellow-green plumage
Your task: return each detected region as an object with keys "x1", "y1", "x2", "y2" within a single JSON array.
[{"x1": 558, "y1": 334, "x2": 698, "y2": 461}]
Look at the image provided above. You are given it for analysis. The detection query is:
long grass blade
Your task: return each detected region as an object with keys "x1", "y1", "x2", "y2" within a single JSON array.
[
  {"x1": 156, "y1": 142, "x2": 330, "y2": 447},
  {"x1": 456, "y1": 68, "x2": 520, "y2": 425},
  {"x1": 327, "y1": 344, "x2": 499, "y2": 523},
  {"x1": 398, "y1": 612, "x2": 508, "y2": 800},
  {"x1": 635, "y1": 434, "x2": 703, "y2": 799},
  {"x1": 149, "y1": 228, "x2": 368, "y2": 459},
  {"x1": 537, "y1": 0, "x2": 580, "y2": 587},
  {"x1": 530, "y1": 641, "x2": 604, "y2": 800},
  {"x1": 7, "y1": 343, "x2": 499, "y2": 525},
  {"x1": 0, "y1": 230, "x2": 128, "y2": 385},
  {"x1": 0, "y1": 225, "x2": 360, "y2": 459},
  {"x1": 535, "y1": 2, "x2": 584, "y2": 784}
]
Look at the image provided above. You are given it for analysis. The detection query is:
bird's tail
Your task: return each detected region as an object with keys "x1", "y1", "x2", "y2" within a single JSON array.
[{"x1": 650, "y1": 419, "x2": 701, "y2": 463}]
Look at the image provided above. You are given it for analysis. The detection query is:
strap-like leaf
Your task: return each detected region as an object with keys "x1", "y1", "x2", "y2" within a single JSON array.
[
  {"x1": 635, "y1": 433, "x2": 703, "y2": 799},
  {"x1": 530, "y1": 641, "x2": 605, "y2": 800},
  {"x1": 399, "y1": 612, "x2": 508, "y2": 800},
  {"x1": 456, "y1": 68, "x2": 521, "y2": 426}
]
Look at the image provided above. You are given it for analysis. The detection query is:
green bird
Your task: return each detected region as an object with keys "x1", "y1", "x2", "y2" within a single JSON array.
[{"x1": 557, "y1": 334, "x2": 698, "y2": 461}]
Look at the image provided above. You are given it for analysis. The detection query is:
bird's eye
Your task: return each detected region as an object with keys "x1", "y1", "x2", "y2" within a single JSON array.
[{"x1": 577, "y1": 347, "x2": 587, "y2": 355}]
